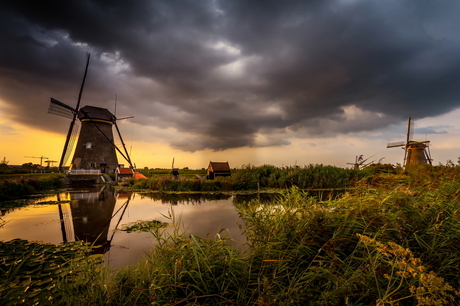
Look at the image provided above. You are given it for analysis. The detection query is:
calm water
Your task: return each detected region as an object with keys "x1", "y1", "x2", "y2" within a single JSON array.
[{"x1": 0, "y1": 187, "x2": 267, "y2": 268}]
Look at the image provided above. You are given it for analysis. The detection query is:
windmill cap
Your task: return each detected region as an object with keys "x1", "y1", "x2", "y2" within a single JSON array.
[{"x1": 78, "y1": 105, "x2": 115, "y2": 122}]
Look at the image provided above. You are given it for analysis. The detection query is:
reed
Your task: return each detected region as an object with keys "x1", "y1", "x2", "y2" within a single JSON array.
[
  {"x1": 129, "y1": 164, "x2": 364, "y2": 192},
  {"x1": 129, "y1": 177, "x2": 233, "y2": 191},
  {"x1": 231, "y1": 163, "x2": 363, "y2": 190},
  {"x1": 4, "y1": 165, "x2": 460, "y2": 305}
]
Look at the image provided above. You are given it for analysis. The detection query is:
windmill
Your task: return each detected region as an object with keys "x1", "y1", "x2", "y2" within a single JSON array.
[
  {"x1": 347, "y1": 155, "x2": 376, "y2": 169},
  {"x1": 387, "y1": 117, "x2": 432, "y2": 167},
  {"x1": 171, "y1": 157, "x2": 179, "y2": 180},
  {"x1": 48, "y1": 53, "x2": 133, "y2": 173}
]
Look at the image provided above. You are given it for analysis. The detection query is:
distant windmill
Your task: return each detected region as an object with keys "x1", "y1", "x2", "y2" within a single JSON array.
[
  {"x1": 387, "y1": 117, "x2": 432, "y2": 167},
  {"x1": 347, "y1": 155, "x2": 375, "y2": 169},
  {"x1": 48, "y1": 53, "x2": 133, "y2": 173},
  {"x1": 171, "y1": 157, "x2": 179, "y2": 180}
]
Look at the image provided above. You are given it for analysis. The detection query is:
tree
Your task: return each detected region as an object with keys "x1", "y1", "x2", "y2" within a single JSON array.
[
  {"x1": 21, "y1": 162, "x2": 40, "y2": 170},
  {"x1": 0, "y1": 157, "x2": 9, "y2": 169}
]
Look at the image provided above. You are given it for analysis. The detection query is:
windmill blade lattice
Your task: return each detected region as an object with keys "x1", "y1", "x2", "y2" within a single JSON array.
[
  {"x1": 48, "y1": 98, "x2": 77, "y2": 119},
  {"x1": 62, "y1": 120, "x2": 80, "y2": 167},
  {"x1": 409, "y1": 118, "x2": 414, "y2": 142}
]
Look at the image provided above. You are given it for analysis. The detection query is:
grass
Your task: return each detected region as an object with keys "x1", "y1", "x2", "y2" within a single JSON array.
[
  {"x1": 124, "y1": 164, "x2": 366, "y2": 192},
  {"x1": 3, "y1": 165, "x2": 460, "y2": 304}
]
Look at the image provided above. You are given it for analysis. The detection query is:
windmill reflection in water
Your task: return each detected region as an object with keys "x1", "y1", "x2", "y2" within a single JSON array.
[{"x1": 57, "y1": 186, "x2": 131, "y2": 254}]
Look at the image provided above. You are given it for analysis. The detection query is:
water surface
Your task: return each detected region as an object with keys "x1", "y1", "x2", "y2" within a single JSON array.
[{"x1": 1, "y1": 187, "x2": 249, "y2": 268}]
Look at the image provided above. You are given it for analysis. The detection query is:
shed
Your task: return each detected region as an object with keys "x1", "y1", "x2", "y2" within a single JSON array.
[
  {"x1": 116, "y1": 167, "x2": 134, "y2": 181},
  {"x1": 207, "y1": 161, "x2": 231, "y2": 179}
]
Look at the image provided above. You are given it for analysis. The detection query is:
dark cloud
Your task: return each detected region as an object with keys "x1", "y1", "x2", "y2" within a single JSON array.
[
  {"x1": 415, "y1": 126, "x2": 451, "y2": 135},
  {"x1": 2, "y1": 0, "x2": 460, "y2": 151}
]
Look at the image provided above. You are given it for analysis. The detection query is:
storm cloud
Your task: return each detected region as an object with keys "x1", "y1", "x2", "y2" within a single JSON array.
[{"x1": 2, "y1": 0, "x2": 460, "y2": 151}]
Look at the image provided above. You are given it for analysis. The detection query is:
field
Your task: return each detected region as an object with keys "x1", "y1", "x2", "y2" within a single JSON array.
[{"x1": 2, "y1": 164, "x2": 460, "y2": 305}]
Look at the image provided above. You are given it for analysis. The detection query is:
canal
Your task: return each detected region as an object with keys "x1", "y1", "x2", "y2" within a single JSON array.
[{"x1": 1, "y1": 187, "x2": 269, "y2": 269}]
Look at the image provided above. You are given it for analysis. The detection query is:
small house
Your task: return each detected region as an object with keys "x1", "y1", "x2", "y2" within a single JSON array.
[
  {"x1": 116, "y1": 167, "x2": 134, "y2": 181},
  {"x1": 207, "y1": 161, "x2": 231, "y2": 179}
]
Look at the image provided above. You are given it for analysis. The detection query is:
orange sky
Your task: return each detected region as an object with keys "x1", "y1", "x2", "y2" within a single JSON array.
[{"x1": 4, "y1": 112, "x2": 460, "y2": 170}]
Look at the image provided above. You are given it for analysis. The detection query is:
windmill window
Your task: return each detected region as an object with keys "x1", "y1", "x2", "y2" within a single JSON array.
[
  {"x1": 89, "y1": 162, "x2": 96, "y2": 168},
  {"x1": 86, "y1": 142, "x2": 92, "y2": 149}
]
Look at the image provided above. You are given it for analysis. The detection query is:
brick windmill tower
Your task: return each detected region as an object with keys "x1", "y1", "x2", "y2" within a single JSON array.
[
  {"x1": 48, "y1": 53, "x2": 133, "y2": 173},
  {"x1": 387, "y1": 117, "x2": 432, "y2": 167}
]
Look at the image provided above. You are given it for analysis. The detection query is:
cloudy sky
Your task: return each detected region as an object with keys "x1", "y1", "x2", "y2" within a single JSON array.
[{"x1": 2, "y1": 0, "x2": 460, "y2": 169}]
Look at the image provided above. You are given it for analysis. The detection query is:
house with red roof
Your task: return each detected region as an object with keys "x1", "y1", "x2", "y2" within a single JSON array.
[{"x1": 115, "y1": 167, "x2": 134, "y2": 181}]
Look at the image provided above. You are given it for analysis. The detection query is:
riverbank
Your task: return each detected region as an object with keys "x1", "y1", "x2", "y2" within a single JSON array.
[
  {"x1": 0, "y1": 174, "x2": 65, "y2": 201},
  {"x1": 0, "y1": 164, "x2": 364, "y2": 202},
  {"x1": 2, "y1": 165, "x2": 460, "y2": 304}
]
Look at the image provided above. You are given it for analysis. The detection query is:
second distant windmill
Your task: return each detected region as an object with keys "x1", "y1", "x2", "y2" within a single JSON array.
[{"x1": 387, "y1": 117, "x2": 432, "y2": 167}]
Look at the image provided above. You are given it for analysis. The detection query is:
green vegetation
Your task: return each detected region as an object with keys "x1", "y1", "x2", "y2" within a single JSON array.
[
  {"x1": 0, "y1": 239, "x2": 103, "y2": 306},
  {"x1": 0, "y1": 160, "x2": 61, "y2": 176},
  {"x1": 0, "y1": 175, "x2": 65, "y2": 201},
  {"x1": 120, "y1": 220, "x2": 168, "y2": 233},
  {"x1": 4, "y1": 165, "x2": 460, "y2": 304},
  {"x1": 126, "y1": 164, "x2": 365, "y2": 191},
  {"x1": 137, "y1": 168, "x2": 207, "y2": 179}
]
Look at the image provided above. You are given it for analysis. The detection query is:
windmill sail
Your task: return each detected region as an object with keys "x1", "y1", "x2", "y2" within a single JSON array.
[
  {"x1": 62, "y1": 120, "x2": 81, "y2": 167},
  {"x1": 408, "y1": 117, "x2": 414, "y2": 142},
  {"x1": 114, "y1": 121, "x2": 133, "y2": 168},
  {"x1": 403, "y1": 117, "x2": 413, "y2": 165},
  {"x1": 48, "y1": 98, "x2": 77, "y2": 119},
  {"x1": 48, "y1": 98, "x2": 81, "y2": 168},
  {"x1": 387, "y1": 141, "x2": 406, "y2": 148},
  {"x1": 58, "y1": 53, "x2": 91, "y2": 170}
]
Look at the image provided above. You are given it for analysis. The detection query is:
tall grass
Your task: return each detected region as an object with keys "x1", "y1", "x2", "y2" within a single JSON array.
[
  {"x1": 4, "y1": 165, "x2": 460, "y2": 304},
  {"x1": 129, "y1": 176, "x2": 233, "y2": 191},
  {"x1": 128, "y1": 164, "x2": 365, "y2": 192}
]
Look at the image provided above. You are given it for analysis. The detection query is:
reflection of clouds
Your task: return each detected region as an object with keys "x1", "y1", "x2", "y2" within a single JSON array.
[
  {"x1": 177, "y1": 202, "x2": 243, "y2": 236},
  {"x1": 113, "y1": 195, "x2": 247, "y2": 254},
  {"x1": 108, "y1": 197, "x2": 246, "y2": 267},
  {"x1": 1, "y1": 204, "x2": 63, "y2": 244}
]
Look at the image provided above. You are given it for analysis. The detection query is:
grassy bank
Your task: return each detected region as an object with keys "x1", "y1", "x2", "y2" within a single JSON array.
[
  {"x1": 127, "y1": 164, "x2": 366, "y2": 192},
  {"x1": 0, "y1": 174, "x2": 65, "y2": 201},
  {"x1": 3, "y1": 165, "x2": 460, "y2": 304}
]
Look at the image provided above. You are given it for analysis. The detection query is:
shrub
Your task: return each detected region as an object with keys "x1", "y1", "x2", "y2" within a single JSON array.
[{"x1": 0, "y1": 175, "x2": 64, "y2": 201}]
